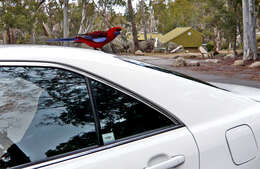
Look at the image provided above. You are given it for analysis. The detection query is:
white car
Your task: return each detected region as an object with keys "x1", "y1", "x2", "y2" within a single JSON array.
[{"x1": 0, "y1": 45, "x2": 260, "y2": 169}]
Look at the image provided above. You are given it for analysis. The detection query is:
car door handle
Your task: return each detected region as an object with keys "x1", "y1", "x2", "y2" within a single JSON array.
[{"x1": 145, "y1": 155, "x2": 185, "y2": 169}]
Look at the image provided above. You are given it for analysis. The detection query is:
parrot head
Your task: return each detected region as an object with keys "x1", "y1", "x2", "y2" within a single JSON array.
[{"x1": 109, "y1": 27, "x2": 122, "y2": 37}]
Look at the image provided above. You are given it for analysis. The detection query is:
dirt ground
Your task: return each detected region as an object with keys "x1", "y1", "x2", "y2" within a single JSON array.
[{"x1": 186, "y1": 55, "x2": 260, "y2": 82}]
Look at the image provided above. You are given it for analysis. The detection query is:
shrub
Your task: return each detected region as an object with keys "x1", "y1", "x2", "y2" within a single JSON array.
[{"x1": 206, "y1": 41, "x2": 214, "y2": 52}]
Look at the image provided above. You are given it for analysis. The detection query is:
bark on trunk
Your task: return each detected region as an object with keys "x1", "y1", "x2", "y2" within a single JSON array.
[
  {"x1": 149, "y1": 2, "x2": 157, "y2": 33},
  {"x1": 238, "y1": 20, "x2": 243, "y2": 45},
  {"x1": 231, "y1": 1, "x2": 239, "y2": 57},
  {"x1": 141, "y1": 0, "x2": 147, "y2": 41},
  {"x1": 42, "y1": 22, "x2": 52, "y2": 37},
  {"x1": 63, "y1": 0, "x2": 69, "y2": 46},
  {"x1": 2, "y1": 31, "x2": 7, "y2": 44},
  {"x1": 7, "y1": 28, "x2": 16, "y2": 44},
  {"x1": 248, "y1": 0, "x2": 258, "y2": 60},
  {"x1": 101, "y1": 10, "x2": 112, "y2": 29},
  {"x1": 31, "y1": 31, "x2": 36, "y2": 44},
  {"x1": 242, "y1": 0, "x2": 258, "y2": 60},
  {"x1": 243, "y1": 0, "x2": 250, "y2": 60},
  {"x1": 127, "y1": 0, "x2": 139, "y2": 52},
  {"x1": 213, "y1": 27, "x2": 221, "y2": 52},
  {"x1": 31, "y1": 21, "x2": 37, "y2": 44},
  {"x1": 233, "y1": 28, "x2": 238, "y2": 57},
  {"x1": 7, "y1": 28, "x2": 11, "y2": 44},
  {"x1": 78, "y1": 0, "x2": 87, "y2": 34}
]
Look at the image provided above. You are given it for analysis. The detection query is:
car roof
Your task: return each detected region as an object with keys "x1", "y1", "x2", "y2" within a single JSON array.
[{"x1": 0, "y1": 45, "x2": 258, "y2": 128}]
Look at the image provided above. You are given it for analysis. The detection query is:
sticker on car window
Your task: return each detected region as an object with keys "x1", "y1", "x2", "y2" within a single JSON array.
[{"x1": 102, "y1": 132, "x2": 115, "y2": 144}]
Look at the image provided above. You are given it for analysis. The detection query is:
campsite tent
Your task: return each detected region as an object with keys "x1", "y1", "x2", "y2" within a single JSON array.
[{"x1": 160, "y1": 27, "x2": 203, "y2": 48}]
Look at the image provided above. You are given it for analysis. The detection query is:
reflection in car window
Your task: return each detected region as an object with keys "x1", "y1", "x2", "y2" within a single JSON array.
[
  {"x1": 90, "y1": 79, "x2": 175, "y2": 144},
  {"x1": 0, "y1": 67, "x2": 97, "y2": 168}
]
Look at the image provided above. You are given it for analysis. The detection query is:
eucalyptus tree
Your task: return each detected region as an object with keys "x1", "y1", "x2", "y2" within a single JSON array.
[
  {"x1": 242, "y1": 0, "x2": 258, "y2": 60},
  {"x1": 63, "y1": 0, "x2": 69, "y2": 46},
  {"x1": 0, "y1": 0, "x2": 47, "y2": 44},
  {"x1": 78, "y1": 0, "x2": 89, "y2": 34},
  {"x1": 223, "y1": 0, "x2": 242, "y2": 57},
  {"x1": 92, "y1": 0, "x2": 125, "y2": 28},
  {"x1": 39, "y1": 0, "x2": 69, "y2": 46},
  {"x1": 141, "y1": 0, "x2": 147, "y2": 40},
  {"x1": 127, "y1": 0, "x2": 139, "y2": 51}
]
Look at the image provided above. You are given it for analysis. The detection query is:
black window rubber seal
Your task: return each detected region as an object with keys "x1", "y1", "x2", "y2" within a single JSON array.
[{"x1": 86, "y1": 77, "x2": 104, "y2": 146}]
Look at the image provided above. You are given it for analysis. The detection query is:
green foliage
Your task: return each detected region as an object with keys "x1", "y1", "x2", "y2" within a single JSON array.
[
  {"x1": 196, "y1": 0, "x2": 242, "y2": 46},
  {"x1": 0, "y1": 0, "x2": 47, "y2": 43},
  {"x1": 97, "y1": 0, "x2": 126, "y2": 11},
  {"x1": 206, "y1": 41, "x2": 214, "y2": 52},
  {"x1": 221, "y1": 40, "x2": 230, "y2": 50},
  {"x1": 152, "y1": 0, "x2": 198, "y2": 34}
]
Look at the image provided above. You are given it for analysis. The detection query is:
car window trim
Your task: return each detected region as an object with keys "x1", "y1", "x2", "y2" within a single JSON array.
[
  {"x1": 0, "y1": 61, "x2": 185, "y2": 169},
  {"x1": 86, "y1": 77, "x2": 104, "y2": 145}
]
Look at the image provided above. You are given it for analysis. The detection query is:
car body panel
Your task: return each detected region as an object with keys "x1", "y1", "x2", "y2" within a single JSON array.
[
  {"x1": 1, "y1": 46, "x2": 260, "y2": 169},
  {"x1": 211, "y1": 82, "x2": 260, "y2": 102}
]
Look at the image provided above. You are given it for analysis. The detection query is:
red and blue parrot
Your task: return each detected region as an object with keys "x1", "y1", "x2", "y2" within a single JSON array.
[{"x1": 48, "y1": 27, "x2": 122, "y2": 50}]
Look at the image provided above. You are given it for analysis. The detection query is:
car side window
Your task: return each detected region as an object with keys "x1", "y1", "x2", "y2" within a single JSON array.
[
  {"x1": 90, "y1": 79, "x2": 175, "y2": 144},
  {"x1": 0, "y1": 67, "x2": 98, "y2": 169}
]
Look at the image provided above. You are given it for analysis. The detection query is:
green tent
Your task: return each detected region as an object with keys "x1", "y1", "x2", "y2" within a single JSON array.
[{"x1": 160, "y1": 27, "x2": 203, "y2": 48}]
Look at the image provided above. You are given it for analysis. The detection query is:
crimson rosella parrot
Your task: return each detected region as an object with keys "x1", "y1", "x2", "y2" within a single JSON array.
[{"x1": 48, "y1": 27, "x2": 122, "y2": 50}]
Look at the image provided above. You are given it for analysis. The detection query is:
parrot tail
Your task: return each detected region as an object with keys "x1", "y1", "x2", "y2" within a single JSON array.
[{"x1": 47, "y1": 38, "x2": 77, "y2": 42}]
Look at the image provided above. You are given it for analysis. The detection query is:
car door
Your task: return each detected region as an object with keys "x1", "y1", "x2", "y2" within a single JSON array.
[
  {"x1": 0, "y1": 64, "x2": 199, "y2": 169},
  {"x1": 35, "y1": 76, "x2": 199, "y2": 169}
]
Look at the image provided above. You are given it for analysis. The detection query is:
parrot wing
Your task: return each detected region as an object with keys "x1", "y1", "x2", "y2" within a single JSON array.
[
  {"x1": 77, "y1": 31, "x2": 108, "y2": 43},
  {"x1": 84, "y1": 31, "x2": 108, "y2": 38}
]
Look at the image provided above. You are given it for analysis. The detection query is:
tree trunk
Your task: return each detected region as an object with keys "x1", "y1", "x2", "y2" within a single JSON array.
[
  {"x1": 243, "y1": 0, "x2": 250, "y2": 60},
  {"x1": 238, "y1": 20, "x2": 243, "y2": 45},
  {"x1": 101, "y1": 13, "x2": 112, "y2": 29},
  {"x1": 31, "y1": 21, "x2": 37, "y2": 44},
  {"x1": 127, "y1": 0, "x2": 139, "y2": 52},
  {"x1": 31, "y1": 31, "x2": 36, "y2": 44},
  {"x1": 42, "y1": 22, "x2": 52, "y2": 37},
  {"x1": 78, "y1": 0, "x2": 87, "y2": 34},
  {"x1": 242, "y1": 0, "x2": 258, "y2": 60},
  {"x1": 85, "y1": 15, "x2": 96, "y2": 32},
  {"x1": 2, "y1": 31, "x2": 7, "y2": 44},
  {"x1": 7, "y1": 28, "x2": 11, "y2": 44},
  {"x1": 141, "y1": 0, "x2": 147, "y2": 41},
  {"x1": 233, "y1": 2, "x2": 238, "y2": 58},
  {"x1": 257, "y1": 3, "x2": 260, "y2": 30},
  {"x1": 248, "y1": 0, "x2": 258, "y2": 60},
  {"x1": 149, "y1": 4, "x2": 157, "y2": 33},
  {"x1": 213, "y1": 27, "x2": 221, "y2": 52},
  {"x1": 7, "y1": 28, "x2": 16, "y2": 44},
  {"x1": 233, "y1": 27, "x2": 238, "y2": 57},
  {"x1": 63, "y1": 0, "x2": 69, "y2": 46}
]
